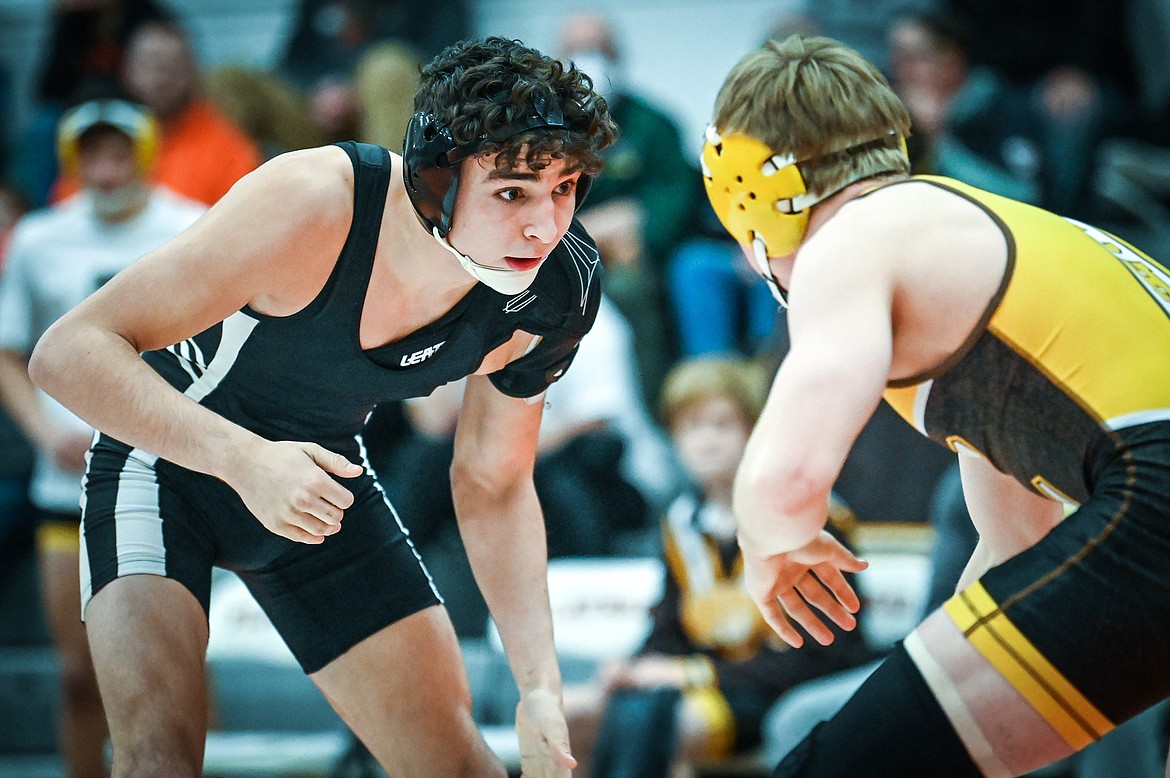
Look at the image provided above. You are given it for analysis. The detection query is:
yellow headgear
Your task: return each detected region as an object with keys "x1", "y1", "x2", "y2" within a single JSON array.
[
  {"x1": 57, "y1": 99, "x2": 161, "y2": 176},
  {"x1": 701, "y1": 126, "x2": 904, "y2": 306}
]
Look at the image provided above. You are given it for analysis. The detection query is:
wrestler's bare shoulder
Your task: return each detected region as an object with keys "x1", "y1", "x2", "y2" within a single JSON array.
[
  {"x1": 234, "y1": 145, "x2": 356, "y2": 222},
  {"x1": 837, "y1": 179, "x2": 998, "y2": 242}
]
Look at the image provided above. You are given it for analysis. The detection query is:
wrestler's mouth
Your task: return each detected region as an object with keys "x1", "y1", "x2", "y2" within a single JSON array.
[{"x1": 505, "y1": 256, "x2": 544, "y2": 271}]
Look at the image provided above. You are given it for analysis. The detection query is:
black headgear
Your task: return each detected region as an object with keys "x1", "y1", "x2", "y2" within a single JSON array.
[{"x1": 402, "y1": 91, "x2": 593, "y2": 238}]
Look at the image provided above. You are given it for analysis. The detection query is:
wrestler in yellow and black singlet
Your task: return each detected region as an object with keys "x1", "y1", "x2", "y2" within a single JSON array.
[{"x1": 879, "y1": 176, "x2": 1170, "y2": 749}]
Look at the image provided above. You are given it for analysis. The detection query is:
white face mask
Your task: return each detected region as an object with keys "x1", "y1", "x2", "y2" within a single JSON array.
[
  {"x1": 88, "y1": 183, "x2": 148, "y2": 222},
  {"x1": 570, "y1": 52, "x2": 619, "y2": 101},
  {"x1": 431, "y1": 227, "x2": 543, "y2": 295}
]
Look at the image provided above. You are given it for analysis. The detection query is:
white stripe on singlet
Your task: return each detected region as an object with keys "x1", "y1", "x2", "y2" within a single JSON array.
[
  {"x1": 355, "y1": 430, "x2": 442, "y2": 602},
  {"x1": 82, "y1": 311, "x2": 261, "y2": 617},
  {"x1": 904, "y1": 631, "x2": 1012, "y2": 778},
  {"x1": 184, "y1": 311, "x2": 258, "y2": 403},
  {"x1": 1104, "y1": 408, "x2": 1170, "y2": 431},
  {"x1": 81, "y1": 448, "x2": 165, "y2": 618},
  {"x1": 112, "y1": 448, "x2": 164, "y2": 578},
  {"x1": 560, "y1": 229, "x2": 600, "y2": 313},
  {"x1": 911, "y1": 379, "x2": 934, "y2": 435}
]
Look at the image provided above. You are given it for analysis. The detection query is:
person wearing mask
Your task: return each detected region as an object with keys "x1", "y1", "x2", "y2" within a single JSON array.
[
  {"x1": 0, "y1": 96, "x2": 204, "y2": 778},
  {"x1": 558, "y1": 12, "x2": 697, "y2": 402},
  {"x1": 52, "y1": 20, "x2": 262, "y2": 207}
]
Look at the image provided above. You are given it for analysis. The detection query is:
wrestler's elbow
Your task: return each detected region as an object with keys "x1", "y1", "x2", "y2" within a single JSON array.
[
  {"x1": 734, "y1": 456, "x2": 833, "y2": 551},
  {"x1": 28, "y1": 318, "x2": 76, "y2": 397}
]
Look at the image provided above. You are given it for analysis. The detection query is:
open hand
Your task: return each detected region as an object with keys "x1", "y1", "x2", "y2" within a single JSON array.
[{"x1": 740, "y1": 530, "x2": 868, "y2": 648}]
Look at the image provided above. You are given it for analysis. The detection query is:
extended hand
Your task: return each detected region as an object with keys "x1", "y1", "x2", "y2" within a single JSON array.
[
  {"x1": 227, "y1": 440, "x2": 362, "y2": 544},
  {"x1": 741, "y1": 530, "x2": 868, "y2": 648},
  {"x1": 515, "y1": 688, "x2": 576, "y2": 778}
]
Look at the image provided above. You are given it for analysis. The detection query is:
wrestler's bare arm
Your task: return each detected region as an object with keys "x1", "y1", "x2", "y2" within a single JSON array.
[
  {"x1": 29, "y1": 146, "x2": 363, "y2": 543},
  {"x1": 729, "y1": 220, "x2": 901, "y2": 645},
  {"x1": 734, "y1": 227, "x2": 896, "y2": 556},
  {"x1": 452, "y1": 372, "x2": 575, "y2": 774}
]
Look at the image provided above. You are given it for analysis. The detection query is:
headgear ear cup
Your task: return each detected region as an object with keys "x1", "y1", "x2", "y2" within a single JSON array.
[
  {"x1": 57, "y1": 99, "x2": 161, "y2": 177},
  {"x1": 701, "y1": 128, "x2": 908, "y2": 261},
  {"x1": 701, "y1": 130, "x2": 811, "y2": 260}
]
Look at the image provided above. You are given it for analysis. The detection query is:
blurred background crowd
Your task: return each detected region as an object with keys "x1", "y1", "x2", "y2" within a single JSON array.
[{"x1": 0, "y1": 0, "x2": 1168, "y2": 776}]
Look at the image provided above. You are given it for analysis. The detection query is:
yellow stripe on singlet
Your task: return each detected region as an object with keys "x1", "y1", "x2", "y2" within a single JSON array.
[{"x1": 944, "y1": 582, "x2": 1114, "y2": 749}]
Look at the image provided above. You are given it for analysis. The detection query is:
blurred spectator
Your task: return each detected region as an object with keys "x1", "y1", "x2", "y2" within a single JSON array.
[
  {"x1": 352, "y1": 40, "x2": 421, "y2": 150},
  {"x1": 559, "y1": 12, "x2": 697, "y2": 403},
  {"x1": 305, "y1": 74, "x2": 361, "y2": 146},
  {"x1": 7, "y1": 0, "x2": 172, "y2": 208},
  {"x1": 280, "y1": 0, "x2": 467, "y2": 150},
  {"x1": 0, "y1": 97, "x2": 205, "y2": 778},
  {"x1": 564, "y1": 357, "x2": 872, "y2": 778},
  {"x1": 888, "y1": 12, "x2": 1045, "y2": 202},
  {"x1": 53, "y1": 20, "x2": 263, "y2": 206},
  {"x1": 36, "y1": 0, "x2": 171, "y2": 103},
  {"x1": 203, "y1": 66, "x2": 325, "y2": 160},
  {"x1": 771, "y1": 0, "x2": 940, "y2": 72},
  {"x1": 667, "y1": 201, "x2": 779, "y2": 358},
  {"x1": 944, "y1": 0, "x2": 1138, "y2": 217},
  {"x1": 536, "y1": 294, "x2": 683, "y2": 552},
  {"x1": 280, "y1": 0, "x2": 468, "y2": 89}
]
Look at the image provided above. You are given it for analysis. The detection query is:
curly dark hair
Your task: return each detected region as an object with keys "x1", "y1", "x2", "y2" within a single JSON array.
[{"x1": 414, "y1": 36, "x2": 617, "y2": 175}]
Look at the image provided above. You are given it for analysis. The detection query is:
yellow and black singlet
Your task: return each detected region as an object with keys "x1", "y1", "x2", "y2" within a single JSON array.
[{"x1": 881, "y1": 175, "x2": 1170, "y2": 506}]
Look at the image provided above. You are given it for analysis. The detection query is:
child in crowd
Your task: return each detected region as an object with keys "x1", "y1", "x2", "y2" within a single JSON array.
[{"x1": 566, "y1": 356, "x2": 873, "y2": 777}]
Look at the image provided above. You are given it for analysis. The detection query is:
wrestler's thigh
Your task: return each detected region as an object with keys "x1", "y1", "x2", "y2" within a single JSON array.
[
  {"x1": 909, "y1": 488, "x2": 1170, "y2": 776},
  {"x1": 86, "y1": 575, "x2": 210, "y2": 774},
  {"x1": 310, "y1": 605, "x2": 505, "y2": 778}
]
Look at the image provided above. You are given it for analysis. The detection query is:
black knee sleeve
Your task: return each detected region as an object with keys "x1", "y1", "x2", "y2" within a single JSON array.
[{"x1": 773, "y1": 643, "x2": 982, "y2": 778}]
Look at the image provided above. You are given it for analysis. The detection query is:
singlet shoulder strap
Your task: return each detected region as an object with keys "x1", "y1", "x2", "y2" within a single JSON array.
[{"x1": 322, "y1": 141, "x2": 392, "y2": 312}]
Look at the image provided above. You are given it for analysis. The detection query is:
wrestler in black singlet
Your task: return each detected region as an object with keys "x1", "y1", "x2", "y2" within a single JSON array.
[{"x1": 80, "y1": 142, "x2": 602, "y2": 672}]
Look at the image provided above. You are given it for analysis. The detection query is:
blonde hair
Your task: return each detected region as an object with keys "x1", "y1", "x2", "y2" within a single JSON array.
[
  {"x1": 354, "y1": 40, "x2": 422, "y2": 150},
  {"x1": 713, "y1": 34, "x2": 911, "y2": 195},
  {"x1": 659, "y1": 357, "x2": 768, "y2": 431}
]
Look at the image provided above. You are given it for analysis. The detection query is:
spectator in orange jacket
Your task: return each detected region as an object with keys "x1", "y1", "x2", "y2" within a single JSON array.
[{"x1": 53, "y1": 20, "x2": 261, "y2": 206}]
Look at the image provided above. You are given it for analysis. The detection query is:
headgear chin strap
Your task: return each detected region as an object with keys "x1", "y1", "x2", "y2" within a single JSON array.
[
  {"x1": 428, "y1": 225, "x2": 542, "y2": 295},
  {"x1": 701, "y1": 127, "x2": 904, "y2": 307}
]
